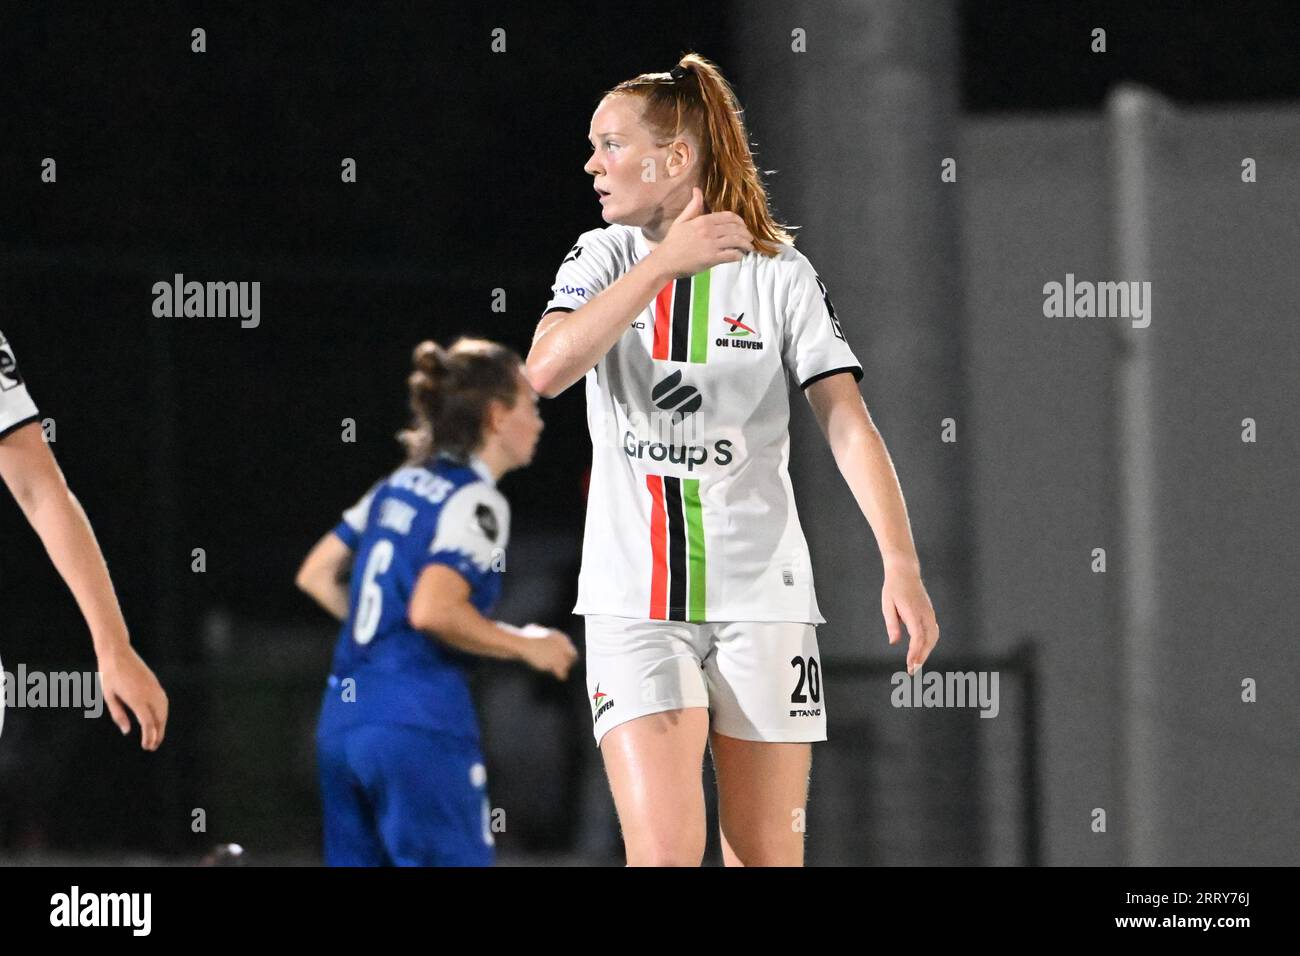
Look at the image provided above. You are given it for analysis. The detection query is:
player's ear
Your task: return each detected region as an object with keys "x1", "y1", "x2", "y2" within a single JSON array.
[
  {"x1": 665, "y1": 139, "x2": 685, "y2": 178},
  {"x1": 484, "y1": 397, "x2": 508, "y2": 435},
  {"x1": 666, "y1": 137, "x2": 695, "y2": 180}
]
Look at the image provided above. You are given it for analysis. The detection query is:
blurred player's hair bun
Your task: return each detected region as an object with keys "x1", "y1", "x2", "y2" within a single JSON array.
[
  {"x1": 400, "y1": 337, "x2": 523, "y2": 463},
  {"x1": 409, "y1": 339, "x2": 449, "y2": 413},
  {"x1": 412, "y1": 339, "x2": 447, "y2": 381}
]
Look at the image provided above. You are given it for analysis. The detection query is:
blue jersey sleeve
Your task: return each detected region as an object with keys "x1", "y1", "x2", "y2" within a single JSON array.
[{"x1": 420, "y1": 482, "x2": 510, "y2": 595}]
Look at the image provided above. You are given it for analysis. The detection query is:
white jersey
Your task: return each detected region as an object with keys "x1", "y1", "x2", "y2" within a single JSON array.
[
  {"x1": 544, "y1": 224, "x2": 863, "y2": 624},
  {"x1": 0, "y1": 330, "x2": 40, "y2": 440}
]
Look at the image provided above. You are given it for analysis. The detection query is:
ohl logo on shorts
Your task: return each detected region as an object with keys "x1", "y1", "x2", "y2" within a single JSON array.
[{"x1": 591, "y1": 683, "x2": 616, "y2": 723}]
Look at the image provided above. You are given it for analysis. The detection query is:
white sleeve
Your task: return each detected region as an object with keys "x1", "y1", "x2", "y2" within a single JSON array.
[
  {"x1": 0, "y1": 331, "x2": 41, "y2": 439},
  {"x1": 542, "y1": 229, "x2": 619, "y2": 316},
  {"x1": 427, "y1": 483, "x2": 511, "y2": 575},
  {"x1": 779, "y1": 255, "x2": 864, "y2": 391},
  {"x1": 333, "y1": 483, "x2": 380, "y2": 548}
]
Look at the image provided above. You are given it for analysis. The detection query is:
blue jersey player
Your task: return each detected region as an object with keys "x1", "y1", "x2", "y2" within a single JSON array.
[{"x1": 296, "y1": 337, "x2": 577, "y2": 866}]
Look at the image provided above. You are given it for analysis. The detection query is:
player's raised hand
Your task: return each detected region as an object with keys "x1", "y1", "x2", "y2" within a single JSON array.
[
  {"x1": 654, "y1": 186, "x2": 754, "y2": 277},
  {"x1": 881, "y1": 568, "x2": 939, "y2": 676},
  {"x1": 97, "y1": 642, "x2": 169, "y2": 750},
  {"x1": 518, "y1": 625, "x2": 579, "y2": 680}
]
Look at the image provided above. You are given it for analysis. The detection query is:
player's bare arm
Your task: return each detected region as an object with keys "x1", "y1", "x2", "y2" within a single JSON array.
[
  {"x1": 409, "y1": 563, "x2": 577, "y2": 679},
  {"x1": 805, "y1": 372, "x2": 939, "y2": 675},
  {"x1": 0, "y1": 420, "x2": 169, "y2": 750},
  {"x1": 295, "y1": 531, "x2": 353, "y2": 620},
  {"x1": 526, "y1": 187, "x2": 753, "y2": 398}
]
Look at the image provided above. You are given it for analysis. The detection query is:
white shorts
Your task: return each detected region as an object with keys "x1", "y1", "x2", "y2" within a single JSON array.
[{"x1": 583, "y1": 614, "x2": 827, "y2": 748}]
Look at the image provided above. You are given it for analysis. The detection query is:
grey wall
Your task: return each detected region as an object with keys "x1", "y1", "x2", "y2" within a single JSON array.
[
  {"x1": 962, "y1": 104, "x2": 1300, "y2": 864},
  {"x1": 732, "y1": 6, "x2": 1298, "y2": 861}
]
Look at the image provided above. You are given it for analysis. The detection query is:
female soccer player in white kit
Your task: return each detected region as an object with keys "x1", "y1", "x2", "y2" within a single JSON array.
[
  {"x1": 526, "y1": 54, "x2": 940, "y2": 866},
  {"x1": 0, "y1": 330, "x2": 168, "y2": 748}
]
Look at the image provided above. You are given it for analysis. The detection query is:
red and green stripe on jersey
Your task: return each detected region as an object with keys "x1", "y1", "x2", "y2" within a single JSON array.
[
  {"x1": 646, "y1": 474, "x2": 707, "y2": 621},
  {"x1": 652, "y1": 270, "x2": 712, "y2": 363},
  {"x1": 646, "y1": 269, "x2": 711, "y2": 617}
]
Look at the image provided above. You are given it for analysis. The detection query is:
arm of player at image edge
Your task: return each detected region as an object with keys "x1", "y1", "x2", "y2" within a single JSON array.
[
  {"x1": 804, "y1": 373, "x2": 940, "y2": 676},
  {"x1": 0, "y1": 421, "x2": 169, "y2": 750},
  {"x1": 294, "y1": 529, "x2": 354, "y2": 621},
  {"x1": 408, "y1": 563, "x2": 577, "y2": 680}
]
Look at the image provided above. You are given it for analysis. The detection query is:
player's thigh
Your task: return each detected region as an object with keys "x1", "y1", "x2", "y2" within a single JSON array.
[
  {"x1": 349, "y1": 724, "x2": 494, "y2": 867},
  {"x1": 316, "y1": 725, "x2": 388, "y2": 866},
  {"x1": 600, "y1": 706, "x2": 712, "y2": 864},
  {"x1": 709, "y1": 730, "x2": 812, "y2": 866},
  {"x1": 704, "y1": 620, "x2": 823, "y2": 865},
  {"x1": 585, "y1": 615, "x2": 713, "y2": 858},
  {"x1": 583, "y1": 614, "x2": 711, "y2": 747},
  {"x1": 705, "y1": 620, "x2": 827, "y2": 744}
]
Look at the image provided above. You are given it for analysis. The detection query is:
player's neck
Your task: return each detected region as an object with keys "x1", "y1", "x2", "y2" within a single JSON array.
[
  {"x1": 638, "y1": 186, "x2": 700, "y2": 249},
  {"x1": 471, "y1": 446, "x2": 507, "y2": 484}
]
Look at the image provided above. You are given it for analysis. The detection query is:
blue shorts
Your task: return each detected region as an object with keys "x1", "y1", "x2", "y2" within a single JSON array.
[{"x1": 317, "y1": 722, "x2": 494, "y2": 866}]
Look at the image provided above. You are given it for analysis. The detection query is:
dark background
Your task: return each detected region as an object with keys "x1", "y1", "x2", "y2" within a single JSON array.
[{"x1": 1, "y1": 0, "x2": 1295, "y2": 862}]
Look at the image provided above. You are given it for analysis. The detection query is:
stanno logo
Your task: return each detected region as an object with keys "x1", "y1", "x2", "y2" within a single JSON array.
[
  {"x1": 651, "y1": 370, "x2": 701, "y2": 419},
  {"x1": 592, "y1": 683, "x2": 615, "y2": 723}
]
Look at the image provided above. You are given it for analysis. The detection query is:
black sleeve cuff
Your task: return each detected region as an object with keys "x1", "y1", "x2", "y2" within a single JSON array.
[
  {"x1": 799, "y1": 366, "x2": 863, "y2": 390},
  {"x1": 0, "y1": 412, "x2": 42, "y2": 441}
]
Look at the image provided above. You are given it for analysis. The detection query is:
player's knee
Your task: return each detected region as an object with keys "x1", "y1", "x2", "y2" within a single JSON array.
[
  {"x1": 729, "y1": 845, "x2": 803, "y2": 867},
  {"x1": 624, "y1": 829, "x2": 706, "y2": 867},
  {"x1": 720, "y1": 826, "x2": 804, "y2": 867},
  {"x1": 627, "y1": 845, "x2": 705, "y2": 867}
]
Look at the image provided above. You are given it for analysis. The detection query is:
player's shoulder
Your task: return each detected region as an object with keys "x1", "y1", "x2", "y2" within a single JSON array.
[
  {"x1": 430, "y1": 466, "x2": 510, "y2": 552},
  {"x1": 433, "y1": 459, "x2": 509, "y2": 513},
  {"x1": 760, "y1": 239, "x2": 816, "y2": 279},
  {"x1": 567, "y1": 222, "x2": 639, "y2": 259},
  {"x1": 447, "y1": 474, "x2": 509, "y2": 513},
  {"x1": 0, "y1": 327, "x2": 40, "y2": 423},
  {"x1": 0, "y1": 327, "x2": 23, "y2": 361},
  {"x1": 738, "y1": 240, "x2": 818, "y2": 307}
]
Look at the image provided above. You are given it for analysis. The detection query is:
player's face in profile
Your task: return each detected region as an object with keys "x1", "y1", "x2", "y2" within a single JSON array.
[
  {"x1": 584, "y1": 96, "x2": 682, "y2": 227},
  {"x1": 496, "y1": 370, "x2": 544, "y2": 469}
]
